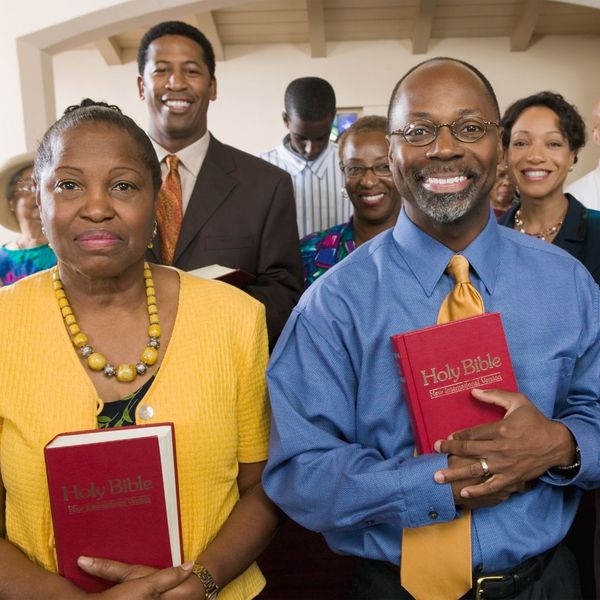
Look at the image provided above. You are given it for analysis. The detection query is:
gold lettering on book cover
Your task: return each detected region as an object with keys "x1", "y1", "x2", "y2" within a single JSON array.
[
  {"x1": 61, "y1": 476, "x2": 154, "y2": 514},
  {"x1": 420, "y1": 353, "x2": 502, "y2": 386}
]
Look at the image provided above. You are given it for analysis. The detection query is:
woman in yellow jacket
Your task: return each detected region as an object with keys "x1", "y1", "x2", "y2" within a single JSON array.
[{"x1": 0, "y1": 99, "x2": 279, "y2": 599}]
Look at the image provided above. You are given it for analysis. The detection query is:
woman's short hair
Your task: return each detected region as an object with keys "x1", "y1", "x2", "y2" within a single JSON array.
[
  {"x1": 34, "y1": 99, "x2": 162, "y2": 193},
  {"x1": 501, "y1": 91, "x2": 586, "y2": 161},
  {"x1": 338, "y1": 115, "x2": 388, "y2": 160}
]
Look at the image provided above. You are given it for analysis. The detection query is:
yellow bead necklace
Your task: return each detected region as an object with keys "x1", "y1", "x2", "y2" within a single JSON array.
[{"x1": 52, "y1": 262, "x2": 161, "y2": 383}]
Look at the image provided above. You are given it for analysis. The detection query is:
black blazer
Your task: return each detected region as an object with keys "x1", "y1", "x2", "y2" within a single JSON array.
[
  {"x1": 147, "y1": 135, "x2": 303, "y2": 348},
  {"x1": 499, "y1": 193, "x2": 600, "y2": 285}
]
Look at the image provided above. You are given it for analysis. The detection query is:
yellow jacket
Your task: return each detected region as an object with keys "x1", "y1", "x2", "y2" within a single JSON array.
[{"x1": 0, "y1": 270, "x2": 270, "y2": 599}]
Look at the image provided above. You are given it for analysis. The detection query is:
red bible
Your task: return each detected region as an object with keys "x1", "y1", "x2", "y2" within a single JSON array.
[
  {"x1": 45, "y1": 423, "x2": 182, "y2": 592},
  {"x1": 391, "y1": 313, "x2": 516, "y2": 454}
]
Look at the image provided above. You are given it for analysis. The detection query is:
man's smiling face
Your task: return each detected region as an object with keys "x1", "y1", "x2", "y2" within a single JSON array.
[
  {"x1": 388, "y1": 60, "x2": 500, "y2": 229},
  {"x1": 138, "y1": 34, "x2": 217, "y2": 153}
]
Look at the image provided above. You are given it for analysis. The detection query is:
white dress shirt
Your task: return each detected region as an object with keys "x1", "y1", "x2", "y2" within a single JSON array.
[
  {"x1": 567, "y1": 161, "x2": 600, "y2": 212},
  {"x1": 260, "y1": 139, "x2": 351, "y2": 237}
]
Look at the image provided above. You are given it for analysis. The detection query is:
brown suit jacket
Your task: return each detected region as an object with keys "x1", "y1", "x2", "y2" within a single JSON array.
[{"x1": 147, "y1": 135, "x2": 303, "y2": 349}]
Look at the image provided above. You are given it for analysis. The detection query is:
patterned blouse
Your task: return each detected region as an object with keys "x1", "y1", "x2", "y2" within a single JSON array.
[
  {"x1": 0, "y1": 244, "x2": 56, "y2": 285},
  {"x1": 300, "y1": 219, "x2": 356, "y2": 288},
  {"x1": 97, "y1": 374, "x2": 156, "y2": 429}
]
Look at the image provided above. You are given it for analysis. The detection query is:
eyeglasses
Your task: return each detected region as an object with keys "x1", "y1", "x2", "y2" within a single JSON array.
[
  {"x1": 13, "y1": 181, "x2": 36, "y2": 195},
  {"x1": 340, "y1": 163, "x2": 392, "y2": 179},
  {"x1": 389, "y1": 116, "x2": 499, "y2": 147}
]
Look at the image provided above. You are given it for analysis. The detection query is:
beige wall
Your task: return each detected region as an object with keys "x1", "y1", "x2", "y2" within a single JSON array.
[
  {"x1": 0, "y1": 0, "x2": 120, "y2": 243},
  {"x1": 1, "y1": 1, "x2": 599, "y2": 243},
  {"x1": 52, "y1": 35, "x2": 600, "y2": 166},
  {"x1": 0, "y1": 0, "x2": 124, "y2": 159}
]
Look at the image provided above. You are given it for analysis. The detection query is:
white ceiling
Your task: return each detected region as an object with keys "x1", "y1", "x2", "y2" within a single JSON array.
[{"x1": 88, "y1": 0, "x2": 600, "y2": 65}]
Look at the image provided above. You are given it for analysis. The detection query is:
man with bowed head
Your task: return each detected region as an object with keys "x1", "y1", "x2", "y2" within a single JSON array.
[
  {"x1": 260, "y1": 77, "x2": 351, "y2": 237},
  {"x1": 263, "y1": 57, "x2": 600, "y2": 599},
  {"x1": 137, "y1": 20, "x2": 302, "y2": 349}
]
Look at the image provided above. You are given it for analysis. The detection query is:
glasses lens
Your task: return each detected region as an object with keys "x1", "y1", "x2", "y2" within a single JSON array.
[
  {"x1": 342, "y1": 165, "x2": 366, "y2": 178},
  {"x1": 403, "y1": 121, "x2": 437, "y2": 146},
  {"x1": 15, "y1": 183, "x2": 36, "y2": 194},
  {"x1": 373, "y1": 164, "x2": 392, "y2": 177},
  {"x1": 452, "y1": 117, "x2": 487, "y2": 142}
]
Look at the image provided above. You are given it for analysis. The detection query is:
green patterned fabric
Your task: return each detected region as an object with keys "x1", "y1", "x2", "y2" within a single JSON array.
[{"x1": 97, "y1": 373, "x2": 156, "y2": 428}]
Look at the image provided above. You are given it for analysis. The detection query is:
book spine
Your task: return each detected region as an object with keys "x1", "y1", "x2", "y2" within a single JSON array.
[{"x1": 393, "y1": 337, "x2": 430, "y2": 454}]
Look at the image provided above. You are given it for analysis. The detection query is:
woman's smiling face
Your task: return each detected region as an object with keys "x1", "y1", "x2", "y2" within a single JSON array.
[{"x1": 507, "y1": 105, "x2": 575, "y2": 202}]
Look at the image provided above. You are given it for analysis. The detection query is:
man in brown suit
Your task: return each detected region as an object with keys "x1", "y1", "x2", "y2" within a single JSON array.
[{"x1": 138, "y1": 20, "x2": 302, "y2": 348}]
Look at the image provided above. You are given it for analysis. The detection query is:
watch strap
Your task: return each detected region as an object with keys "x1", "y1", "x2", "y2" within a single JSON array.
[
  {"x1": 192, "y1": 562, "x2": 219, "y2": 600},
  {"x1": 549, "y1": 445, "x2": 581, "y2": 476}
]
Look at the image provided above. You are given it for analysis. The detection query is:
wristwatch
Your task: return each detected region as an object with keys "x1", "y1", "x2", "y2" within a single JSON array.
[{"x1": 192, "y1": 563, "x2": 220, "y2": 600}]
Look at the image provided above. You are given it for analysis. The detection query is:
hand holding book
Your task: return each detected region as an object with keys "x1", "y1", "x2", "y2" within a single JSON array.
[
  {"x1": 444, "y1": 453, "x2": 513, "y2": 510},
  {"x1": 76, "y1": 556, "x2": 202, "y2": 598},
  {"x1": 45, "y1": 423, "x2": 182, "y2": 592},
  {"x1": 433, "y1": 387, "x2": 577, "y2": 503}
]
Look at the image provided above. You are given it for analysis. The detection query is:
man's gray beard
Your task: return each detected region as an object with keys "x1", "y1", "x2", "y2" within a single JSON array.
[{"x1": 412, "y1": 188, "x2": 478, "y2": 224}]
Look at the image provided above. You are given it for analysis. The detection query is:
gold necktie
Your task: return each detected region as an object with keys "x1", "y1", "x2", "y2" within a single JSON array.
[
  {"x1": 401, "y1": 254, "x2": 484, "y2": 600},
  {"x1": 156, "y1": 154, "x2": 183, "y2": 265}
]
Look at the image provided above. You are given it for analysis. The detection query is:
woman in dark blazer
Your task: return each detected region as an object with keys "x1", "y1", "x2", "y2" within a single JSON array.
[
  {"x1": 499, "y1": 91, "x2": 600, "y2": 284},
  {"x1": 499, "y1": 91, "x2": 600, "y2": 599}
]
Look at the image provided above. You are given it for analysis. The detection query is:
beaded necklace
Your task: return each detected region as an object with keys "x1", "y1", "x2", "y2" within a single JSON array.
[
  {"x1": 52, "y1": 262, "x2": 161, "y2": 383},
  {"x1": 514, "y1": 209, "x2": 564, "y2": 241}
]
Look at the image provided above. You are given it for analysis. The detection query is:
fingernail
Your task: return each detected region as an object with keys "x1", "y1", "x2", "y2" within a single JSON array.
[
  {"x1": 181, "y1": 561, "x2": 194, "y2": 571},
  {"x1": 473, "y1": 388, "x2": 485, "y2": 393},
  {"x1": 460, "y1": 489, "x2": 470, "y2": 498},
  {"x1": 77, "y1": 556, "x2": 92, "y2": 567},
  {"x1": 434, "y1": 471, "x2": 445, "y2": 483},
  {"x1": 433, "y1": 441, "x2": 441, "y2": 452}
]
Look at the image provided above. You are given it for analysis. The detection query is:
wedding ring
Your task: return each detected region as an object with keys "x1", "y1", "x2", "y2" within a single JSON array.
[{"x1": 479, "y1": 458, "x2": 491, "y2": 477}]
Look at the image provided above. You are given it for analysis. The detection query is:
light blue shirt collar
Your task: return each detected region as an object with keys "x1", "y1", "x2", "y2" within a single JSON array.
[{"x1": 393, "y1": 207, "x2": 500, "y2": 297}]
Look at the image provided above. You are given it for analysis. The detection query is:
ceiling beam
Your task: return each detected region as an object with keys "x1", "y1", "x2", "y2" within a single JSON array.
[
  {"x1": 511, "y1": 0, "x2": 544, "y2": 52},
  {"x1": 412, "y1": 0, "x2": 437, "y2": 55},
  {"x1": 194, "y1": 11, "x2": 225, "y2": 61},
  {"x1": 306, "y1": 0, "x2": 326, "y2": 58},
  {"x1": 95, "y1": 37, "x2": 123, "y2": 65}
]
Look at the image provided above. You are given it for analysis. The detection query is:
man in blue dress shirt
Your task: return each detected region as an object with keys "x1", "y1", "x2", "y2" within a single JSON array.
[{"x1": 263, "y1": 58, "x2": 600, "y2": 599}]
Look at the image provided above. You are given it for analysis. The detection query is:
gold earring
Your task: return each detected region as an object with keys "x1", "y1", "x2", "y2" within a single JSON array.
[{"x1": 148, "y1": 223, "x2": 158, "y2": 248}]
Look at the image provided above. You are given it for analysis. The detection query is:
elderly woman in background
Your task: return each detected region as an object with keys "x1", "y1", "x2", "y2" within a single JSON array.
[
  {"x1": 300, "y1": 116, "x2": 402, "y2": 287},
  {"x1": 499, "y1": 91, "x2": 600, "y2": 283},
  {"x1": 0, "y1": 152, "x2": 56, "y2": 285},
  {"x1": 0, "y1": 100, "x2": 279, "y2": 599}
]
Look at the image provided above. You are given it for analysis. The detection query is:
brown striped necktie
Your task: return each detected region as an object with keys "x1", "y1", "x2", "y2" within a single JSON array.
[
  {"x1": 401, "y1": 254, "x2": 484, "y2": 600},
  {"x1": 156, "y1": 154, "x2": 183, "y2": 265}
]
